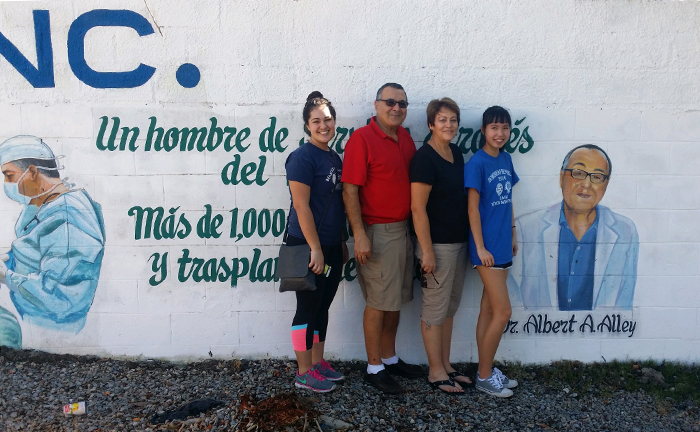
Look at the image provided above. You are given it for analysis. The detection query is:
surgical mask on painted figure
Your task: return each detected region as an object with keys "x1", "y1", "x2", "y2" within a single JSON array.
[{"x1": 3, "y1": 168, "x2": 61, "y2": 205}]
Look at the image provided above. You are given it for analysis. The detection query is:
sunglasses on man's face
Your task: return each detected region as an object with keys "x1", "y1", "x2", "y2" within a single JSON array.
[{"x1": 376, "y1": 98, "x2": 409, "y2": 109}]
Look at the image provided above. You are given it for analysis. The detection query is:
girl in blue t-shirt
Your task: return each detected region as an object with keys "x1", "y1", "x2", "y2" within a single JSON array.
[
  {"x1": 464, "y1": 106, "x2": 520, "y2": 398},
  {"x1": 285, "y1": 91, "x2": 347, "y2": 393}
]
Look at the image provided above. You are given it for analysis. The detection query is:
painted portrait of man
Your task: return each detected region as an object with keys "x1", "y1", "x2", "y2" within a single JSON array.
[
  {"x1": 508, "y1": 144, "x2": 639, "y2": 311},
  {"x1": 0, "y1": 135, "x2": 106, "y2": 348}
]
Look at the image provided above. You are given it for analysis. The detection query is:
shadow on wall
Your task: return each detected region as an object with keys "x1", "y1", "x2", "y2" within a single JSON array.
[
  {"x1": 508, "y1": 144, "x2": 639, "y2": 311},
  {"x1": 0, "y1": 136, "x2": 106, "y2": 349}
]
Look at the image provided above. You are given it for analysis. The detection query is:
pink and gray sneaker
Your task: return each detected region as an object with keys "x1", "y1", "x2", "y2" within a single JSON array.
[
  {"x1": 294, "y1": 368, "x2": 336, "y2": 393},
  {"x1": 314, "y1": 360, "x2": 345, "y2": 382}
]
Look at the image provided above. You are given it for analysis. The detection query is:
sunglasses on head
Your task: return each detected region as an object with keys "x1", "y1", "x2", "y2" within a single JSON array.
[{"x1": 376, "y1": 98, "x2": 409, "y2": 109}]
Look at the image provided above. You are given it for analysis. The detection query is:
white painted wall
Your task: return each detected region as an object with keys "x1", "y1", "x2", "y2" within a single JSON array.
[{"x1": 0, "y1": 0, "x2": 699, "y2": 363}]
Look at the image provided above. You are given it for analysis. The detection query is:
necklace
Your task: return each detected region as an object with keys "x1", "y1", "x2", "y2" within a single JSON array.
[{"x1": 428, "y1": 139, "x2": 453, "y2": 162}]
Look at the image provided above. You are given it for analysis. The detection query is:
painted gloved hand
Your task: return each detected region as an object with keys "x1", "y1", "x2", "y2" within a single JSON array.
[{"x1": 0, "y1": 254, "x2": 8, "y2": 285}]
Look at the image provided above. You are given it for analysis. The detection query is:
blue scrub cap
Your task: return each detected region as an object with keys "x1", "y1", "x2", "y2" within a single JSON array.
[{"x1": 0, "y1": 135, "x2": 57, "y2": 166}]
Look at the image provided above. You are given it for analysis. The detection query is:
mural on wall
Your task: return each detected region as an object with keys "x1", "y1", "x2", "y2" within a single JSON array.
[
  {"x1": 0, "y1": 136, "x2": 106, "y2": 349},
  {"x1": 508, "y1": 144, "x2": 639, "y2": 312},
  {"x1": 104, "y1": 114, "x2": 535, "y2": 289}
]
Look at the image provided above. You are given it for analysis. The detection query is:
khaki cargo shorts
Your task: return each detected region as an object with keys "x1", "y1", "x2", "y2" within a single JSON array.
[{"x1": 357, "y1": 221, "x2": 414, "y2": 311}]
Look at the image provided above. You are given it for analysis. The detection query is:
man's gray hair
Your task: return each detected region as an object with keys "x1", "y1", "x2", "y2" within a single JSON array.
[
  {"x1": 376, "y1": 83, "x2": 405, "y2": 101},
  {"x1": 13, "y1": 158, "x2": 61, "y2": 179},
  {"x1": 561, "y1": 144, "x2": 612, "y2": 177}
]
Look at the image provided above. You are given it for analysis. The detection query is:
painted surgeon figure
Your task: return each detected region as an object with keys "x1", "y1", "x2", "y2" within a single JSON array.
[{"x1": 0, "y1": 135, "x2": 105, "y2": 348}]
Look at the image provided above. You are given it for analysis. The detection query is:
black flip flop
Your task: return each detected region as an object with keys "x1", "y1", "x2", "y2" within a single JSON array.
[
  {"x1": 427, "y1": 378, "x2": 465, "y2": 395},
  {"x1": 447, "y1": 371, "x2": 474, "y2": 386}
]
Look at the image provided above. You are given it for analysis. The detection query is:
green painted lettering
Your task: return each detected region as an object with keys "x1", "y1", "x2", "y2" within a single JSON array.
[
  {"x1": 95, "y1": 116, "x2": 119, "y2": 151},
  {"x1": 223, "y1": 126, "x2": 238, "y2": 151},
  {"x1": 220, "y1": 155, "x2": 268, "y2": 186},
  {"x1": 255, "y1": 156, "x2": 268, "y2": 185},
  {"x1": 229, "y1": 208, "x2": 241, "y2": 241},
  {"x1": 218, "y1": 258, "x2": 232, "y2": 283},
  {"x1": 148, "y1": 252, "x2": 168, "y2": 286},
  {"x1": 119, "y1": 126, "x2": 139, "y2": 151},
  {"x1": 260, "y1": 117, "x2": 278, "y2": 152},
  {"x1": 206, "y1": 117, "x2": 224, "y2": 152},
  {"x1": 506, "y1": 127, "x2": 521, "y2": 153},
  {"x1": 235, "y1": 128, "x2": 251, "y2": 151},
  {"x1": 456, "y1": 127, "x2": 474, "y2": 154},
  {"x1": 519, "y1": 126, "x2": 534, "y2": 154},
  {"x1": 144, "y1": 116, "x2": 164, "y2": 151},
  {"x1": 240, "y1": 161, "x2": 256, "y2": 185},
  {"x1": 275, "y1": 127, "x2": 288, "y2": 152},
  {"x1": 176, "y1": 249, "x2": 194, "y2": 282},
  {"x1": 257, "y1": 256, "x2": 276, "y2": 282},
  {"x1": 342, "y1": 258, "x2": 357, "y2": 282},
  {"x1": 128, "y1": 206, "x2": 165, "y2": 240},
  {"x1": 163, "y1": 127, "x2": 179, "y2": 152},
  {"x1": 191, "y1": 258, "x2": 205, "y2": 282},
  {"x1": 201, "y1": 258, "x2": 219, "y2": 282},
  {"x1": 231, "y1": 256, "x2": 249, "y2": 288},
  {"x1": 272, "y1": 209, "x2": 285, "y2": 237},
  {"x1": 179, "y1": 127, "x2": 207, "y2": 151},
  {"x1": 249, "y1": 248, "x2": 261, "y2": 282},
  {"x1": 197, "y1": 204, "x2": 223, "y2": 239}
]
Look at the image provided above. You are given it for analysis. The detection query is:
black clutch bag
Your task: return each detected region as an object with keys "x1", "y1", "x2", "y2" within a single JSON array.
[{"x1": 277, "y1": 243, "x2": 316, "y2": 292}]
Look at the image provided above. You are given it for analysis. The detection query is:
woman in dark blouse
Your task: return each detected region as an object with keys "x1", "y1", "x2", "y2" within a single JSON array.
[{"x1": 410, "y1": 98, "x2": 470, "y2": 394}]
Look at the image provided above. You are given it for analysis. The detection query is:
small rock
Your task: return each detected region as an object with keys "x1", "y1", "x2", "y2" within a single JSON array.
[
  {"x1": 319, "y1": 415, "x2": 352, "y2": 430},
  {"x1": 639, "y1": 368, "x2": 666, "y2": 387}
]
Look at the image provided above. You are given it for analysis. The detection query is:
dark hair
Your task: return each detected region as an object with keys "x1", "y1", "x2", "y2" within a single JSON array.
[
  {"x1": 302, "y1": 91, "x2": 336, "y2": 136},
  {"x1": 561, "y1": 144, "x2": 613, "y2": 177},
  {"x1": 375, "y1": 83, "x2": 405, "y2": 101},
  {"x1": 13, "y1": 158, "x2": 60, "y2": 178},
  {"x1": 426, "y1": 98, "x2": 460, "y2": 127},
  {"x1": 480, "y1": 106, "x2": 512, "y2": 152},
  {"x1": 482, "y1": 105, "x2": 512, "y2": 128},
  {"x1": 301, "y1": 91, "x2": 335, "y2": 135}
]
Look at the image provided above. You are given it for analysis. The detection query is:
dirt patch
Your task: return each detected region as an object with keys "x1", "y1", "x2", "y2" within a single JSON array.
[{"x1": 237, "y1": 392, "x2": 319, "y2": 432}]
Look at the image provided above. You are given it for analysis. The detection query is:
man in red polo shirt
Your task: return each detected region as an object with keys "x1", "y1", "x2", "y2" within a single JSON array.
[{"x1": 342, "y1": 83, "x2": 423, "y2": 394}]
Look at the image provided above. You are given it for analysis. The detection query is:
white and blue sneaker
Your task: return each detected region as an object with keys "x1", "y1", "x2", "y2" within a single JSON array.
[
  {"x1": 475, "y1": 371, "x2": 514, "y2": 398},
  {"x1": 493, "y1": 367, "x2": 518, "y2": 389}
]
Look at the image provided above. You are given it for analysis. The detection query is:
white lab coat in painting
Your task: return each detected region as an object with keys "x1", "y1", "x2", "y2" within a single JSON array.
[{"x1": 507, "y1": 203, "x2": 638, "y2": 310}]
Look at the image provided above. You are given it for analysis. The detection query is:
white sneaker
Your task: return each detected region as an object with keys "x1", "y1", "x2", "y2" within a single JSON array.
[
  {"x1": 475, "y1": 371, "x2": 514, "y2": 398},
  {"x1": 493, "y1": 367, "x2": 518, "y2": 389}
]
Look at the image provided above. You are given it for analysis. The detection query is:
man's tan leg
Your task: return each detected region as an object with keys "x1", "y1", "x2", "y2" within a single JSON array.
[
  {"x1": 363, "y1": 306, "x2": 384, "y2": 365},
  {"x1": 380, "y1": 310, "x2": 400, "y2": 359}
]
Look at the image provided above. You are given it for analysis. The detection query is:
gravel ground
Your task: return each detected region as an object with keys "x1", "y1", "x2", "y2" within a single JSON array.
[{"x1": 1, "y1": 349, "x2": 698, "y2": 432}]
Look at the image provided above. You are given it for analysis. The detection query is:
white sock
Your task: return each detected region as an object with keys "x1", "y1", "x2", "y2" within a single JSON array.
[
  {"x1": 367, "y1": 363, "x2": 385, "y2": 374},
  {"x1": 381, "y1": 355, "x2": 399, "y2": 365}
]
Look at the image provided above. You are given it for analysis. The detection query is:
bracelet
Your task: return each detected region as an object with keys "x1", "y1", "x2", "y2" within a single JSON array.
[{"x1": 512, "y1": 226, "x2": 516, "y2": 228}]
